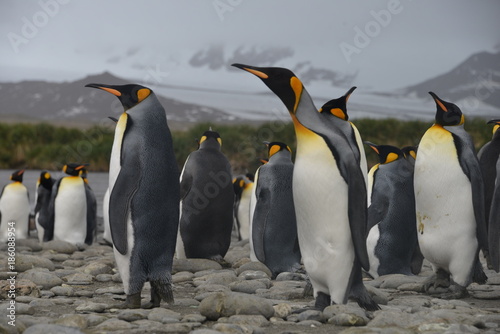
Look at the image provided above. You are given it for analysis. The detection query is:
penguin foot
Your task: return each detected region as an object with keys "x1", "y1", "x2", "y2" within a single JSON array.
[
  {"x1": 142, "y1": 289, "x2": 162, "y2": 309},
  {"x1": 210, "y1": 256, "x2": 231, "y2": 268},
  {"x1": 314, "y1": 292, "x2": 331, "y2": 311},
  {"x1": 423, "y1": 269, "x2": 450, "y2": 292},
  {"x1": 440, "y1": 284, "x2": 468, "y2": 299},
  {"x1": 112, "y1": 293, "x2": 142, "y2": 309}
]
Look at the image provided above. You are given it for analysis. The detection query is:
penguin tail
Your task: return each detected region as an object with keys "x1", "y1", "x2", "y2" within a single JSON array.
[
  {"x1": 472, "y1": 258, "x2": 488, "y2": 285},
  {"x1": 150, "y1": 276, "x2": 174, "y2": 304},
  {"x1": 350, "y1": 285, "x2": 381, "y2": 311}
]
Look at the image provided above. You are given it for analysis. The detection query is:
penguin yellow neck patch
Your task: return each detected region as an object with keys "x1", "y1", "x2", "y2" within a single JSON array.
[
  {"x1": 290, "y1": 77, "x2": 303, "y2": 113},
  {"x1": 494, "y1": 124, "x2": 500, "y2": 135}
]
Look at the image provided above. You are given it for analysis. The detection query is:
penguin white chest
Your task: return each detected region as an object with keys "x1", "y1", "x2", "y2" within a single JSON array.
[
  {"x1": 237, "y1": 185, "x2": 253, "y2": 241},
  {"x1": 54, "y1": 177, "x2": 87, "y2": 244},
  {"x1": 293, "y1": 133, "x2": 354, "y2": 302},
  {"x1": 0, "y1": 183, "x2": 30, "y2": 241},
  {"x1": 414, "y1": 127, "x2": 477, "y2": 269}
]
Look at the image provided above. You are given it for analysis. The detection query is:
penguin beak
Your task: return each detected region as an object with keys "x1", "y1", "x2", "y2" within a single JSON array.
[
  {"x1": 487, "y1": 119, "x2": 500, "y2": 125},
  {"x1": 232, "y1": 63, "x2": 269, "y2": 79},
  {"x1": 344, "y1": 86, "x2": 357, "y2": 103},
  {"x1": 262, "y1": 141, "x2": 270, "y2": 146},
  {"x1": 364, "y1": 141, "x2": 379, "y2": 154},
  {"x1": 85, "y1": 83, "x2": 122, "y2": 97},
  {"x1": 429, "y1": 92, "x2": 448, "y2": 112},
  {"x1": 75, "y1": 163, "x2": 90, "y2": 171},
  {"x1": 108, "y1": 116, "x2": 119, "y2": 123}
]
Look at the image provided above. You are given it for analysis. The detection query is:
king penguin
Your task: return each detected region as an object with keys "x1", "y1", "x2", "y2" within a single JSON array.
[
  {"x1": 86, "y1": 83, "x2": 180, "y2": 309},
  {"x1": 478, "y1": 119, "x2": 500, "y2": 268},
  {"x1": 34, "y1": 171, "x2": 54, "y2": 242},
  {"x1": 488, "y1": 148, "x2": 500, "y2": 272},
  {"x1": 176, "y1": 129, "x2": 234, "y2": 263},
  {"x1": 232, "y1": 174, "x2": 253, "y2": 241},
  {"x1": 47, "y1": 163, "x2": 89, "y2": 245},
  {"x1": 414, "y1": 92, "x2": 487, "y2": 298},
  {"x1": 251, "y1": 141, "x2": 301, "y2": 278},
  {"x1": 233, "y1": 63, "x2": 378, "y2": 311},
  {"x1": 0, "y1": 169, "x2": 30, "y2": 243},
  {"x1": 80, "y1": 167, "x2": 97, "y2": 245},
  {"x1": 364, "y1": 142, "x2": 419, "y2": 278},
  {"x1": 102, "y1": 188, "x2": 112, "y2": 245}
]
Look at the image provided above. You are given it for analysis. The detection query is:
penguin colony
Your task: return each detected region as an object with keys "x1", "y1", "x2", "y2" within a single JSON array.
[{"x1": 0, "y1": 64, "x2": 499, "y2": 311}]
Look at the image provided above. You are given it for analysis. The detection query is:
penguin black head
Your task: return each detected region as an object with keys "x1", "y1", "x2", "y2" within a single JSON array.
[
  {"x1": 365, "y1": 142, "x2": 403, "y2": 165},
  {"x1": 232, "y1": 63, "x2": 302, "y2": 114},
  {"x1": 10, "y1": 169, "x2": 25, "y2": 182},
  {"x1": 38, "y1": 171, "x2": 54, "y2": 190},
  {"x1": 85, "y1": 83, "x2": 152, "y2": 111},
  {"x1": 319, "y1": 87, "x2": 357, "y2": 121},
  {"x1": 199, "y1": 129, "x2": 222, "y2": 149},
  {"x1": 63, "y1": 163, "x2": 88, "y2": 176},
  {"x1": 401, "y1": 146, "x2": 418, "y2": 160},
  {"x1": 487, "y1": 119, "x2": 500, "y2": 136},
  {"x1": 264, "y1": 141, "x2": 292, "y2": 159},
  {"x1": 429, "y1": 92, "x2": 464, "y2": 127}
]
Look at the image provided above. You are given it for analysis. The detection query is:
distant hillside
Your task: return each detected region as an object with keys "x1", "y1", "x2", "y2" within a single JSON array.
[
  {"x1": 0, "y1": 72, "x2": 242, "y2": 129},
  {"x1": 402, "y1": 51, "x2": 500, "y2": 110}
]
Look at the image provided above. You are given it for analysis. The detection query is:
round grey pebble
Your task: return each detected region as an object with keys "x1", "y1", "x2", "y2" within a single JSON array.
[{"x1": 24, "y1": 324, "x2": 85, "y2": 334}]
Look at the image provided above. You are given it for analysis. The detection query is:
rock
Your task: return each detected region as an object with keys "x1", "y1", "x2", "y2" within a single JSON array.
[
  {"x1": 224, "y1": 315, "x2": 269, "y2": 327},
  {"x1": 53, "y1": 315, "x2": 88, "y2": 329},
  {"x1": 235, "y1": 262, "x2": 272, "y2": 278},
  {"x1": 95, "y1": 274, "x2": 113, "y2": 282},
  {"x1": 296, "y1": 320, "x2": 323, "y2": 327},
  {"x1": 42, "y1": 240, "x2": 78, "y2": 254},
  {"x1": 195, "y1": 271, "x2": 238, "y2": 286},
  {"x1": 232, "y1": 257, "x2": 251, "y2": 269},
  {"x1": 148, "y1": 308, "x2": 182, "y2": 322},
  {"x1": 95, "y1": 286, "x2": 125, "y2": 294},
  {"x1": 367, "y1": 310, "x2": 416, "y2": 328},
  {"x1": 48, "y1": 253, "x2": 70, "y2": 262},
  {"x1": 0, "y1": 279, "x2": 40, "y2": 298},
  {"x1": 224, "y1": 249, "x2": 250, "y2": 265},
  {"x1": 238, "y1": 270, "x2": 269, "y2": 280},
  {"x1": 17, "y1": 315, "x2": 50, "y2": 328},
  {"x1": 196, "y1": 284, "x2": 231, "y2": 294},
  {"x1": 0, "y1": 302, "x2": 34, "y2": 315},
  {"x1": 273, "y1": 303, "x2": 292, "y2": 318},
  {"x1": 96, "y1": 318, "x2": 133, "y2": 331},
  {"x1": 328, "y1": 313, "x2": 367, "y2": 326},
  {"x1": 173, "y1": 258, "x2": 223, "y2": 273},
  {"x1": 230, "y1": 280, "x2": 268, "y2": 294},
  {"x1": 199, "y1": 291, "x2": 275, "y2": 320},
  {"x1": 61, "y1": 260, "x2": 85, "y2": 268},
  {"x1": 118, "y1": 309, "x2": 151, "y2": 322},
  {"x1": 175, "y1": 298, "x2": 201, "y2": 307},
  {"x1": 470, "y1": 289, "x2": 500, "y2": 299},
  {"x1": 173, "y1": 271, "x2": 195, "y2": 283},
  {"x1": 75, "y1": 301, "x2": 107, "y2": 313},
  {"x1": 112, "y1": 273, "x2": 122, "y2": 282},
  {"x1": 15, "y1": 254, "x2": 55, "y2": 272},
  {"x1": 50, "y1": 286, "x2": 74, "y2": 296},
  {"x1": 275, "y1": 272, "x2": 307, "y2": 281},
  {"x1": 378, "y1": 274, "x2": 424, "y2": 289},
  {"x1": 24, "y1": 324, "x2": 84, "y2": 334},
  {"x1": 297, "y1": 310, "x2": 325, "y2": 323},
  {"x1": 79, "y1": 261, "x2": 112, "y2": 276},
  {"x1": 182, "y1": 313, "x2": 206, "y2": 323},
  {"x1": 29, "y1": 299, "x2": 55, "y2": 307},
  {"x1": 18, "y1": 269, "x2": 63, "y2": 289},
  {"x1": 16, "y1": 239, "x2": 43, "y2": 252},
  {"x1": 365, "y1": 285, "x2": 389, "y2": 305},
  {"x1": 397, "y1": 282, "x2": 425, "y2": 292},
  {"x1": 84, "y1": 314, "x2": 108, "y2": 327},
  {"x1": 191, "y1": 330, "x2": 223, "y2": 334},
  {"x1": 74, "y1": 290, "x2": 94, "y2": 298},
  {"x1": 212, "y1": 323, "x2": 256, "y2": 334},
  {"x1": 63, "y1": 272, "x2": 93, "y2": 285},
  {"x1": 323, "y1": 304, "x2": 368, "y2": 321}
]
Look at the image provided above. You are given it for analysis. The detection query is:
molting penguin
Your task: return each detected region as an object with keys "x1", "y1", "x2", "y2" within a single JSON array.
[
  {"x1": 251, "y1": 141, "x2": 301, "y2": 278},
  {"x1": 364, "y1": 142, "x2": 419, "y2": 278},
  {"x1": 47, "y1": 163, "x2": 89, "y2": 245},
  {"x1": 79, "y1": 168, "x2": 97, "y2": 245},
  {"x1": 478, "y1": 119, "x2": 500, "y2": 268},
  {"x1": 86, "y1": 83, "x2": 180, "y2": 309},
  {"x1": 0, "y1": 169, "x2": 30, "y2": 243},
  {"x1": 176, "y1": 130, "x2": 234, "y2": 263},
  {"x1": 233, "y1": 63, "x2": 378, "y2": 311},
  {"x1": 414, "y1": 92, "x2": 487, "y2": 298},
  {"x1": 233, "y1": 175, "x2": 253, "y2": 241},
  {"x1": 34, "y1": 171, "x2": 54, "y2": 242}
]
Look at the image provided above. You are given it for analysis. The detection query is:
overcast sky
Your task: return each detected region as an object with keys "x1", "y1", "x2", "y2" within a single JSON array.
[{"x1": 0, "y1": 1, "x2": 499, "y2": 90}]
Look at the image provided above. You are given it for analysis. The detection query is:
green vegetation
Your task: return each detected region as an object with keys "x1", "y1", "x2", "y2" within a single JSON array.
[{"x1": 0, "y1": 118, "x2": 495, "y2": 173}]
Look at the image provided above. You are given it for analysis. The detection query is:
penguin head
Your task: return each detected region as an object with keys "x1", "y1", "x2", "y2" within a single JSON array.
[
  {"x1": 232, "y1": 63, "x2": 303, "y2": 114},
  {"x1": 487, "y1": 119, "x2": 500, "y2": 136},
  {"x1": 10, "y1": 169, "x2": 25, "y2": 182},
  {"x1": 199, "y1": 129, "x2": 222, "y2": 150},
  {"x1": 85, "y1": 83, "x2": 152, "y2": 111},
  {"x1": 401, "y1": 146, "x2": 417, "y2": 161},
  {"x1": 318, "y1": 87, "x2": 357, "y2": 121},
  {"x1": 63, "y1": 163, "x2": 88, "y2": 176},
  {"x1": 365, "y1": 142, "x2": 403, "y2": 164},
  {"x1": 233, "y1": 176, "x2": 246, "y2": 196},
  {"x1": 38, "y1": 171, "x2": 54, "y2": 189},
  {"x1": 264, "y1": 141, "x2": 292, "y2": 159},
  {"x1": 79, "y1": 168, "x2": 90, "y2": 184},
  {"x1": 429, "y1": 92, "x2": 464, "y2": 126}
]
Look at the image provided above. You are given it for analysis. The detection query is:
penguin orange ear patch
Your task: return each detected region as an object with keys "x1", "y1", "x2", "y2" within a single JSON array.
[
  {"x1": 269, "y1": 145, "x2": 280, "y2": 158},
  {"x1": 137, "y1": 88, "x2": 151, "y2": 102}
]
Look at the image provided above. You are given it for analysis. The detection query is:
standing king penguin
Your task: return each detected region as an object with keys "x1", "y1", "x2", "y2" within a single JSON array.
[
  {"x1": 34, "y1": 171, "x2": 55, "y2": 242},
  {"x1": 86, "y1": 83, "x2": 180, "y2": 308},
  {"x1": 48, "y1": 163, "x2": 89, "y2": 245},
  {"x1": 176, "y1": 129, "x2": 234, "y2": 262},
  {"x1": 365, "y1": 143, "x2": 419, "y2": 278},
  {"x1": 252, "y1": 142, "x2": 301, "y2": 278},
  {"x1": 233, "y1": 64, "x2": 378, "y2": 311},
  {"x1": 414, "y1": 92, "x2": 487, "y2": 298},
  {"x1": 0, "y1": 169, "x2": 30, "y2": 243},
  {"x1": 478, "y1": 119, "x2": 500, "y2": 269},
  {"x1": 232, "y1": 174, "x2": 253, "y2": 241}
]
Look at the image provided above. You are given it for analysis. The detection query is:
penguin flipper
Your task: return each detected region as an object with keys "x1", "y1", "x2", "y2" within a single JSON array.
[
  {"x1": 109, "y1": 166, "x2": 140, "y2": 255},
  {"x1": 85, "y1": 186, "x2": 97, "y2": 245},
  {"x1": 367, "y1": 174, "x2": 389, "y2": 231},
  {"x1": 45, "y1": 179, "x2": 61, "y2": 242},
  {"x1": 252, "y1": 185, "x2": 269, "y2": 263},
  {"x1": 488, "y1": 161, "x2": 500, "y2": 272}
]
